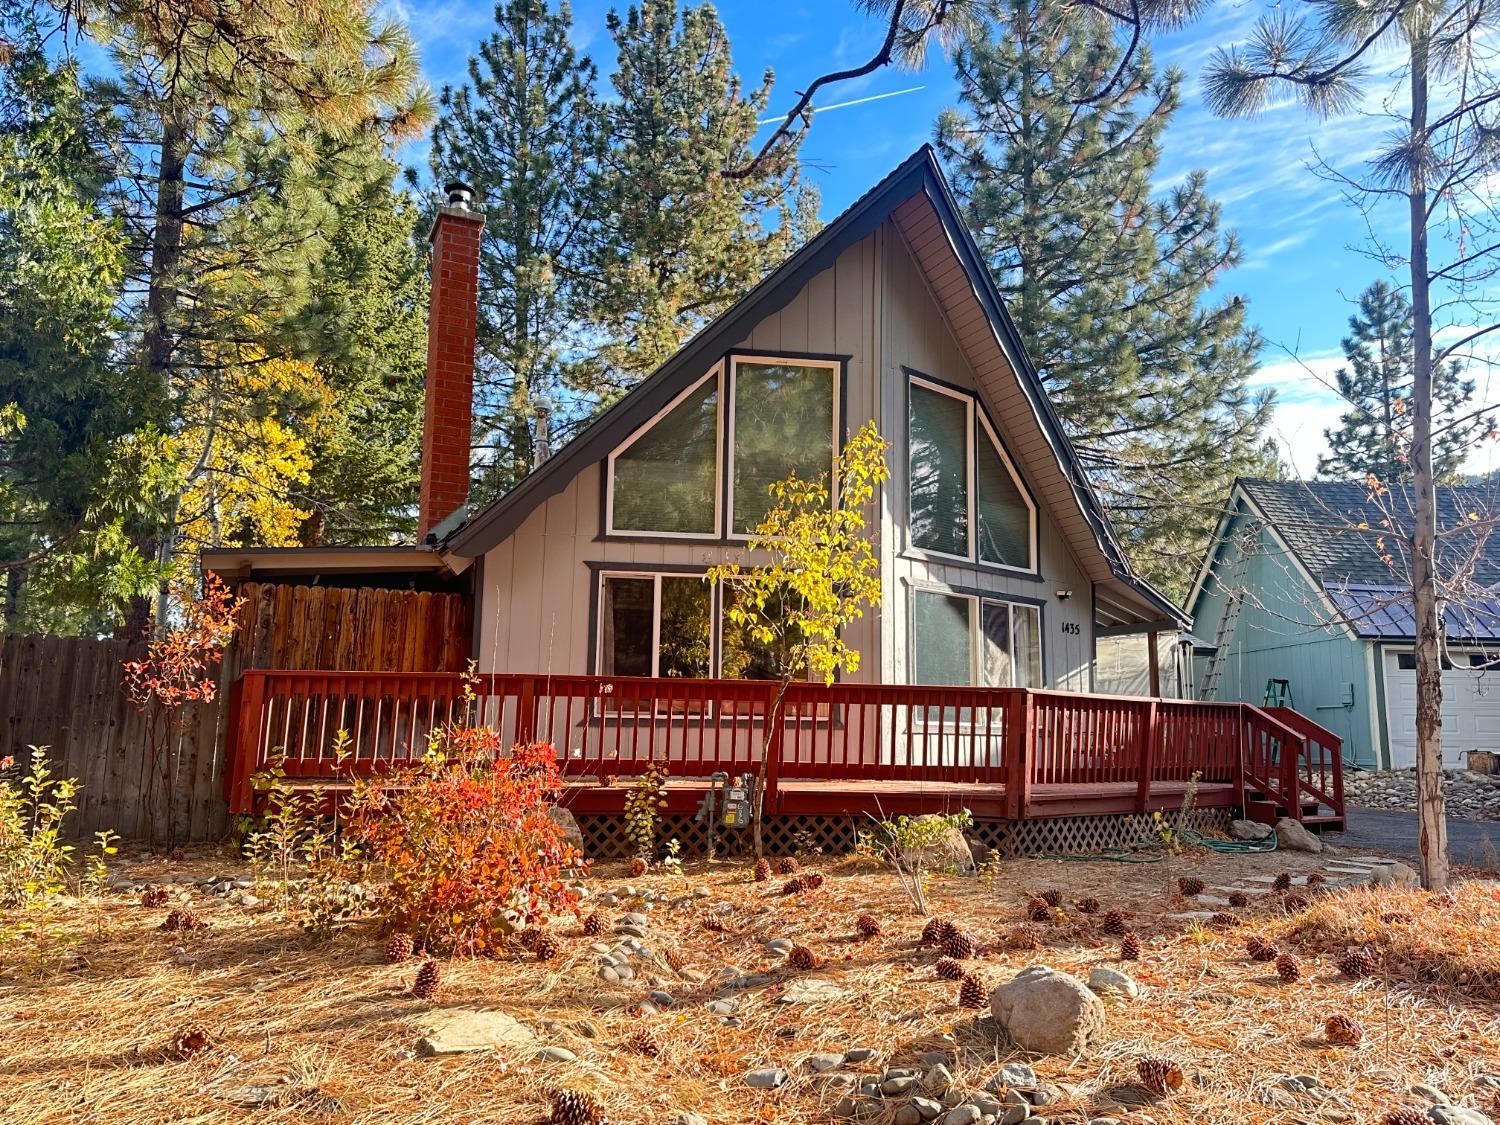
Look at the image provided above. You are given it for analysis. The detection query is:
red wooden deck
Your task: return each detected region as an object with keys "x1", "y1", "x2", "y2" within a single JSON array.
[{"x1": 226, "y1": 672, "x2": 1344, "y2": 828}]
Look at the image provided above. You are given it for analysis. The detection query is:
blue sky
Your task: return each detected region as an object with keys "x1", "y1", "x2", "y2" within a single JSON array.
[{"x1": 391, "y1": 0, "x2": 1498, "y2": 477}]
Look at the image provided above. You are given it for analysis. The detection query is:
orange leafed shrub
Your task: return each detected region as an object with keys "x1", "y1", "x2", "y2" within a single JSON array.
[{"x1": 345, "y1": 736, "x2": 586, "y2": 956}]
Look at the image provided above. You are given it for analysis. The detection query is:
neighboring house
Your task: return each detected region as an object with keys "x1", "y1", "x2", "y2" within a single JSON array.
[{"x1": 1187, "y1": 478, "x2": 1500, "y2": 769}]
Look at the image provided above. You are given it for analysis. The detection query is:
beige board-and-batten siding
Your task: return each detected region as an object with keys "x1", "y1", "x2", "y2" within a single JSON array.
[{"x1": 476, "y1": 216, "x2": 1097, "y2": 697}]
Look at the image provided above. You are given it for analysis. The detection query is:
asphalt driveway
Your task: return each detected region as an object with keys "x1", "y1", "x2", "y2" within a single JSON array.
[{"x1": 1332, "y1": 807, "x2": 1499, "y2": 867}]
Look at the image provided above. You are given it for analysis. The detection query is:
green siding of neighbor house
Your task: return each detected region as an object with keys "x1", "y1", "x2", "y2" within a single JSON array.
[{"x1": 1190, "y1": 499, "x2": 1382, "y2": 767}]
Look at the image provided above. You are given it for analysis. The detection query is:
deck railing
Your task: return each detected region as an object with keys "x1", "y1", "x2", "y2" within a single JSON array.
[{"x1": 226, "y1": 670, "x2": 1339, "y2": 823}]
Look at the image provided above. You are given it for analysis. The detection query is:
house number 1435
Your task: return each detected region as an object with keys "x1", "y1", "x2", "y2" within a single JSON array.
[{"x1": 1060, "y1": 622, "x2": 1082, "y2": 635}]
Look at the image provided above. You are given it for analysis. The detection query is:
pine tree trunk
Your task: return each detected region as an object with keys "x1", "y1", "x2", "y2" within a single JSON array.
[{"x1": 1406, "y1": 31, "x2": 1450, "y2": 893}]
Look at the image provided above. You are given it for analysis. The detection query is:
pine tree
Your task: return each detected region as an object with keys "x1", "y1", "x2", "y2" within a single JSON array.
[
  {"x1": 934, "y1": 0, "x2": 1275, "y2": 595},
  {"x1": 582, "y1": 0, "x2": 818, "y2": 392},
  {"x1": 291, "y1": 153, "x2": 429, "y2": 545},
  {"x1": 431, "y1": 0, "x2": 600, "y2": 500},
  {"x1": 0, "y1": 11, "x2": 162, "y2": 631},
  {"x1": 1318, "y1": 280, "x2": 1480, "y2": 483}
]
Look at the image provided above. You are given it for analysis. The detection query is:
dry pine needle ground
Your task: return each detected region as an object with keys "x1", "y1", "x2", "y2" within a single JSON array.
[{"x1": 1, "y1": 846, "x2": 1498, "y2": 1124}]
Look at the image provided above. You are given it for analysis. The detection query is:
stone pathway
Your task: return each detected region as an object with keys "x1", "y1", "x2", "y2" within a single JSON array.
[{"x1": 1171, "y1": 856, "x2": 1399, "y2": 920}]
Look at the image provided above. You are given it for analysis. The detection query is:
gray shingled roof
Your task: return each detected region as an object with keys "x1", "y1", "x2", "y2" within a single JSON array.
[{"x1": 1240, "y1": 478, "x2": 1500, "y2": 588}]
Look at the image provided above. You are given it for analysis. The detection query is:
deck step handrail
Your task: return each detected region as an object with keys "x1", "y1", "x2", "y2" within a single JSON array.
[{"x1": 225, "y1": 670, "x2": 1344, "y2": 826}]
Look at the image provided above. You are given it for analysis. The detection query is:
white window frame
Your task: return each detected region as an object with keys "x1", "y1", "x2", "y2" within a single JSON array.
[
  {"x1": 726, "y1": 354, "x2": 841, "y2": 541},
  {"x1": 908, "y1": 586, "x2": 1045, "y2": 689},
  {"x1": 604, "y1": 363, "x2": 724, "y2": 539},
  {"x1": 906, "y1": 373, "x2": 1038, "y2": 574}
]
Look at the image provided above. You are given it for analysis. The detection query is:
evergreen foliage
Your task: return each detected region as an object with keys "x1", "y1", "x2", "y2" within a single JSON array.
[
  {"x1": 934, "y1": 0, "x2": 1276, "y2": 595},
  {"x1": 1318, "y1": 280, "x2": 1481, "y2": 483}
]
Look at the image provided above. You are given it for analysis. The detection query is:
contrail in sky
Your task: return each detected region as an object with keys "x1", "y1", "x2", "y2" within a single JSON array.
[{"x1": 758, "y1": 85, "x2": 926, "y2": 126}]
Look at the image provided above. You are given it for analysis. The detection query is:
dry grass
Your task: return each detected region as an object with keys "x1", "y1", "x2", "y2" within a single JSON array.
[{"x1": 2, "y1": 845, "x2": 1499, "y2": 1124}]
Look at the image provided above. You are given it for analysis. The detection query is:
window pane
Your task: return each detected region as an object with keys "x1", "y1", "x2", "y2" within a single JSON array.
[
  {"x1": 980, "y1": 601, "x2": 1014, "y2": 687},
  {"x1": 912, "y1": 591, "x2": 972, "y2": 685},
  {"x1": 658, "y1": 577, "x2": 712, "y2": 678},
  {"x1": 1012, "y1": 604, "x2": 1042, "y2": 688},
  {"x1": 601, "y1": 577, "x2": 654, "y2": 676},
  {"x1": 612, "y1": 376, "x2": 718, "y2": 534},
  {"x1": 732, "y1": 361, "x2": 834, "y2": 534},
  {"x1": 976, "y1": 430, "x2": 1031, "y2": 568},
  {"x1": 909, "y1": 383, "x2": 969, "y2": 556}
]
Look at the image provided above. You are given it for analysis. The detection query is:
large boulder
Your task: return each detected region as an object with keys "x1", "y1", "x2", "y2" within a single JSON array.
[
  {"x1": 1230, "y1": 819, "x2": 1274, "y2": 841},
  {"x1": 1368, "y1": 860, "x2": 1419, "y2": 888},
  {"x1": 1274, "y1": 817, "x2": 1323, "y2": 853},
  {"x1": 415, "y1": 1009, "x2": 535, "y2": 1056},
  {"x1": 896, "y1": 814, "x2": 976, "y2": 875},
  {"x1": 988, "y1": 966, "x2": 1105, "y2": 1056},
  {"x1": 547, "y1": 807, "x2": 587, "y2": 856}
]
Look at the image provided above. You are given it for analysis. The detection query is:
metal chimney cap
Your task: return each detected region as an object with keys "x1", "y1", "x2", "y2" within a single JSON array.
[{"x1": 443, "y1": 180, "x2": 476, "y2": 208}]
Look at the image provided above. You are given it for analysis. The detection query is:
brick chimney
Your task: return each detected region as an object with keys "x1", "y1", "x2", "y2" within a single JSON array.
[{"x1": 418, "y1": 181, "x2": 485, "y2": 540}]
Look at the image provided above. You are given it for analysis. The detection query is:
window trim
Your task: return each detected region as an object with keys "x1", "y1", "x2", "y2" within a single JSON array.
[
  {"x1": 907, "y1": 583, "x2": 1047, "y2": 689},
  {"x1": 725, "y1": 353, "x2": 843, "y2": 541},
  {"x1": 905, "y1": 370, "x2": 1038, "y2": 575},
  {"x1": 603, "y1": 363, "x2": 725, "y2": 540}
]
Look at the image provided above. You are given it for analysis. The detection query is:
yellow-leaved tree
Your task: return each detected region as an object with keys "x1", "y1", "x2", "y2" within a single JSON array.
[{"x1": 708, "y1": 420, "x2": 889, "y2": 857}]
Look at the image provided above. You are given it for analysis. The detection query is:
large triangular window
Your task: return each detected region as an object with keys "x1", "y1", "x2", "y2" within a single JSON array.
[{"x1": 907, "y1": 373, "x2": 1036, "y2": 572}]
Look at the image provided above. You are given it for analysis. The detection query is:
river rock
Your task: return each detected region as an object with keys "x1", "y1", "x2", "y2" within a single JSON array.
[{"x1": 414, "y1": 1009, "x2": 535, "y2": 1056}]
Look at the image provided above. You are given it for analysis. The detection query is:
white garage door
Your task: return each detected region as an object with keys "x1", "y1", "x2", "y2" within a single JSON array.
[{"x1": 1382, "y1": 648, "x2": 1500, "y2": 768}]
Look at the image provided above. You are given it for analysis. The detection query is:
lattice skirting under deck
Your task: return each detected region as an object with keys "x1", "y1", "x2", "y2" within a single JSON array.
[{"x1": 572, "y1": 808, "x2": 1232, "y2": 861}]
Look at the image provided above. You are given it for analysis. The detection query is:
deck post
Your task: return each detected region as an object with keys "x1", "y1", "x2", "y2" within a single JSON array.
[
  {"x1": 1006, "y1": 691, "x2": 1032, "y2": 819},
  {"x1": 229, "y1": 672, "x2": 268, "y2": 814},
  {"x1": 516, "y1": 676, "x2": 537, "y2": 745},
  {"x1": 1135, "y1": 699, "x2": 1157, "y2": 813}
]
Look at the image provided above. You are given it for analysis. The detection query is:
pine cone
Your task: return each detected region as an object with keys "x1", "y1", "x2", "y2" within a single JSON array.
[
  {"x1": 548, "y1": 1087, "x2": 607, "y2": 1125},
  {"x1": 803, "y1": 872, "x2": 826, "y2": 891},
  {"x1": 1324, "y1": 1013, "x2": 1364, "y2": 1045},
  {"x1": 958, "y1": 973, "x2": 987, "y2": 1009},
  {"x1": 627, "y1": 1028, "x2": 661, "y2": 1057},
  {"x1": 1039, "y1": 888, "x2": 1064, "y2": 907},
  {"x1": 629, "y1": 856, "x2": 648, "y2": 877},
  {"x1": 921, "y1": 918, "x2": 956, "y2": 946},
  {"x1": 582, "y1": 912, "x2": 603, "y2": 937},
  {"x1": 385, "y1": 932, "x2": 415, "y2": 964},
  {"x1": 1382, "y1": 1111, "x2": 1431, "y2": 1125},
  {"x1": 1245, "y1": 934, "x2": 1277, "y2": 962},
  {"x1": 856, "y1": 913, "x2": 881, "y2": 939},
  {"x1": 519, "y1": 927, "x2": 544, "y2": 951},
  {"x1": 941, "y1": 929, "x2": 976, "y2": 960},
  {"x1": 167, "y1": 1026, "x2": 213, "y2": 1059},
  {"x1": 753, "y1": 858, "x2": 771, "y2": 882},
  {"x1": 1208, "y1": 912, "x2": 1236, "y2": 929},
  {"x1": 141, "y1": 885, "x2": 169, "y2": 908},
  {"x1": 411, "y1": 959, "x2": 441, "y2": 999},
  {"x1": 1307, "y1": 872, "x2": 1326, "y2": 887},
  {"x1": 1009, "y1": 923, "x2": 1043, "y2": 951},
  {"x1": 1076, "y1": 896, "x2": 1101, "y2": 914},
  {"x1": 1136, "y1": 1055, "x2": 1185, "y2": 1096},
  {"x1": 1283, "y1": 892, "x2": 1312, "y2": 912},
  {"x1": 1275, "y1": 951, "x2": 1302, "y2": 983},
  {"x1": 700, "y1": 911, "x2": 728, "y2": 933},
  {"x1": 1336, "y1": 949, "x2": 1376, "y2": 978},
  {"x1": 1026, "y1": 896, "x2": 1053, "y2": 922},
  {"x1": 781, "y1": 876, "x2": 804, "y2": 896},
  {"x1": 1272, "y1": 872, "x2": 1292, "y2": 892},
  {"x1": 1101, "y1": 910, "x2": 1128, "y2": 936},
  {"x1": 1178, "y1": 876, "x2": 1206, "y2": 897},
  {"x1": 1380, "y1": 910, "x2": 1412, "y2": 924},
  {"x1": 159, "y1": 909, "x2": 205, "y2": 932},
  {"x1": 1120, "y1": 932, "x2": 1141, "y2": 960},
  {"x1": 789, "y1": 944, "x2": 817, "y2": 971},
  {"x1": 1227, "y1": 891, "x2": 1249, "y2": 908},
  {"x1": 664, "y1": 948, "x2": 685, "y2": 973},
  {"x1": 935, "y1": 957, "x2": 964, "y2": 981},
  {"x1": 535, "y1": 935, "x2": 561, "y2": 962},
  {"x1": 776, "y1": 857, "x2": 799, "y2": 875}
]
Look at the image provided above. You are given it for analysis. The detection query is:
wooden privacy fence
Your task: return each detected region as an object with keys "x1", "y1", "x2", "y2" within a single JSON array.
[
  {"x1": 235, "y1": 582, "x2": 471, "y2": 672},
  {"x1": 0, "y1": 634, "x2": 229, "y2": 842}
]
